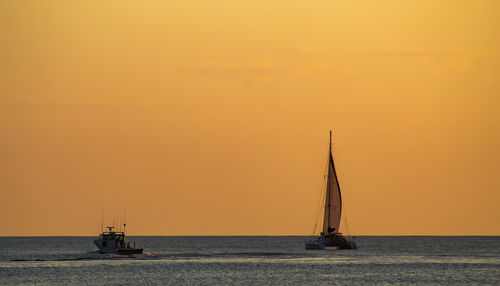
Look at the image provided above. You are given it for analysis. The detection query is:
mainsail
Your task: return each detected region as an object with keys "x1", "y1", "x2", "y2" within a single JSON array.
[{"x1": 322, "y1": 131, "x2": 342, "y2": 234}]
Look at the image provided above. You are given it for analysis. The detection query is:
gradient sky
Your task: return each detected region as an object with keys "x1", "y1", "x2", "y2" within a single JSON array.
[{"x1": 1, "y1": 0, "x2": 499, "y2": 235}]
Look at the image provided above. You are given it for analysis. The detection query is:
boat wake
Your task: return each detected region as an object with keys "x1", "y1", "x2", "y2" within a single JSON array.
[
  {"x1": 143, "y1": 251, "x2": 157, "y2": 257},
  {"x1": 10, "y1": 251, "x2": 305, "y2": 262}
]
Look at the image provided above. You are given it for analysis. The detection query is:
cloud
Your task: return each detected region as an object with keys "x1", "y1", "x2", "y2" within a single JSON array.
[
  {"x1": 182, "y1": 61, "x2": 289, "y2": 76},
  {"x1": 371, "y1": 51, "x2": 459, "y2": 58},
  {"x1": 358, "y1": 50, "x2": 499, "y2": 59},
  {"x1": 0, "y1": 101, "x2": 166, "y2": 111},
  {"x1": 282, "y1": 46, "x2": 326, "y2": 54}
]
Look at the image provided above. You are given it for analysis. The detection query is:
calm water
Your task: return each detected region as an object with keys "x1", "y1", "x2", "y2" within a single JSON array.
[{"x1": 0, "y1": 236, "x2": 499, "y2": 285}]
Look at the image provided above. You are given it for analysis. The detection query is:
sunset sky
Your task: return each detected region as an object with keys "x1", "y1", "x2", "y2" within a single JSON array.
[{"x1": 1, "y1": 0, "x2": 499, "y2": 236}]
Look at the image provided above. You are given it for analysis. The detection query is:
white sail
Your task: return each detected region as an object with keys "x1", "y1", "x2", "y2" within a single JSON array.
[{"x1": 322, "y1": 133, "x2": 342, "y2": 234}]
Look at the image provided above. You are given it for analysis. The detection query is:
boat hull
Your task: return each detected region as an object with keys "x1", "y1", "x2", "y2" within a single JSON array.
[
  {"x1": 323, "y1": 233, "x2": 357, "y2": 250},
  {"x1": 305, "y1": 240, "x2": 325, "y2": 250},
  {"x1": 94, "y1": 240, "x2": 143, "y2": 255},
  {"x1": 116, "y1": 248, "x2": 143, "y2": 255}
]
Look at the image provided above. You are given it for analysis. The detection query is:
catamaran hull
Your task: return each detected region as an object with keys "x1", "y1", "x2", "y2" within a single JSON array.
[
  {"x1": 305, "y1": 240, "x2": 325, "y2": 250},
  {"x1": 323, "y1": 234, "x2": 357, "y2": 250}
]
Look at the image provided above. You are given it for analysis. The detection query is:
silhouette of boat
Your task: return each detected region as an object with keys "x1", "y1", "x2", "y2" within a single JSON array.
[
  {"x1": 94, "y1": 226, "x2": 143, "y2": 255},
  {"x1": 305, "y1": 131, "x2": 357, "y2": 250}
]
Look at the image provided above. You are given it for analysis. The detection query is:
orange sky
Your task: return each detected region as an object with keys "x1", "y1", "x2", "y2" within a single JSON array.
[{"x1": 1, "y1": 0, "x2": 499, "y2": 236}]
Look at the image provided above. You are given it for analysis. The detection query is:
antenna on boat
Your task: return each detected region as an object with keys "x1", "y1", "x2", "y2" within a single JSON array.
[
  {"x1": 100, "y1": 206, "x2": 104, "y2": 233},
  {"x1": 123, "y1": 209, "x2": 126, "y2": 234}
]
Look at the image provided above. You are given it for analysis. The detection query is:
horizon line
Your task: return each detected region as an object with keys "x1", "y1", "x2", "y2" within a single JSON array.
[{"x1": 1, "y1": 234, "x2": 499, "y2": 237}]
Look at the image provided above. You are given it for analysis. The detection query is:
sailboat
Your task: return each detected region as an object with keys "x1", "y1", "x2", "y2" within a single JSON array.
[{"x1": 305, "y1": 131, "x2": 357, "y2": 250}]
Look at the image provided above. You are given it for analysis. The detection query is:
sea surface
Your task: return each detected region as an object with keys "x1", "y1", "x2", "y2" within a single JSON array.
[{"x1": 0, "y1": 236, "x2": 499, "y2": 285}]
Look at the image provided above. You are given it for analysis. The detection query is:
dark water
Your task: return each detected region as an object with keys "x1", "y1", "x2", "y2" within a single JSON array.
[{"x1": 1, "y1": 236, "x2": 499, "y2": 285}]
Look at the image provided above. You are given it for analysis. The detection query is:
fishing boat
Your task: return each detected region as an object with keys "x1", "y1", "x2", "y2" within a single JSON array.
[
  {"x1": 305, "y1": 131, "x2": 357, "y2": 250},
  {"x1": 94, "y1": 226, "x2": 143, "y2": 255}
]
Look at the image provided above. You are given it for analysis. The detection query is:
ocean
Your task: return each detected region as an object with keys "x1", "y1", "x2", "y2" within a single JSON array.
[{"x1": 1, "y1": 236, "x2": 499, "y2": 285}]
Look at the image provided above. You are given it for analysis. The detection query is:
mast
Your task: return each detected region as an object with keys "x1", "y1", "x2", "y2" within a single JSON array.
[
  {"x1": 327, "y1": 130, "x2": 332, "y2": 232},
  {"x1": 329, "y1": 130, "x2": 332, "y2": 153},
  {"x1": 323, "y1": 130, "x2": 342, "y2": 234}
]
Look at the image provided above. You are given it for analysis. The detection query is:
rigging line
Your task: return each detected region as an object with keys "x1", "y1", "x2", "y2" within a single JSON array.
[
  {"x1": 311, "y1": 143, "x2": 330, "y2": 236},
  {"x1": 311, "y1": 173, "x2": 326, "y2": 235},
  {"x1": 311, "y1": 176, "x2": 324, "y2": 235},
  {"x1": 311, "y1": 161, "x2": 326, "y2": 235},
  {"x1": 342, "y1": 201, "x2": 352, "y2": 237}
]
